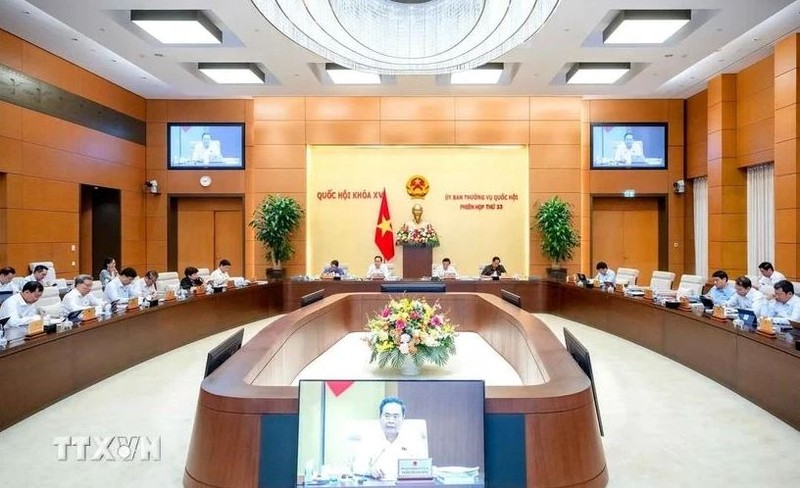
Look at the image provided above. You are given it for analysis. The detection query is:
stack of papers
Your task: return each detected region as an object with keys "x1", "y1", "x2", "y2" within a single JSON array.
[{"x1": 434, "y1": 466, "x2": 480, "y2": 485}]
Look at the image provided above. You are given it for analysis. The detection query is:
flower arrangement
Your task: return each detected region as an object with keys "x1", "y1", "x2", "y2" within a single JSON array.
[
  {"x1": 365, "y1": 297, "x2": 458, "y2": 369},
  {"x1": 395, "y1": 223, "x2": 441, "y2": 247}
]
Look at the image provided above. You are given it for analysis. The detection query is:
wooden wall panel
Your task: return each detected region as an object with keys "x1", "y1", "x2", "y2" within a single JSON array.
[
  {"x1": 380, "y1": 97, "x2": 455, "y2": 120},
  {"x1": 455, "y1": 121, "x2": 529, "y2": 144},
  {"x1": 166, "y1": 100, "x2": 247, "y2": 122},
  {"x1": 250, "y1": 145, "x2": 306, "y2": 169},
  {"x1": 166, "y1": 171, "x2": 245, "y2": 194},
  {"x1": 737, "y1": 55, "x2": 775, "y2": 167},
  {"x1": 0, "y1": 30, "x2": 145, "y2": 278},
  {"x1": 530, "y1": 120, "x2": 580, "y2": 145},
  {"x1": 380, "y1": 121, "x2": 455, "y2": 144},
  {"x1": 305, "y1": 97, "x2": 380, "y2": 120},
  {"x1": 686, "y1": 90, "x2": 708, "y2": 179},
  {"x1": 529, "y1": 97, "x2": 582, "y2": 120},
  {"x1": 455, "y1": 97, "x2": 530, "y2": 120},
  {"x1": 253, "y1": 97, "x2": 305, "y2": 121},
  {"x1": 305, "y1": 121, "x2": 380, "y2": 144}
]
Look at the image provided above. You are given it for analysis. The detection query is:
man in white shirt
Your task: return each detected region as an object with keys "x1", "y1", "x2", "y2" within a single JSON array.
[
  {"x1": 763, "y1": 280, "x2": 800, "y2": 321},
  {"x1": 24, "y1": 264, "x2": 51, "y2": 286},
  {"x1": 0, "y1": 267, "x2": 19, "y2": 293},
  {"x1": 104, "y1": 267, "x2": 138, "y2": 303},
  {"x1": 433, "y1": 258, "x2": 458, "y2": 279},
  {"x1": 352, "y1": 397, "x2": 426, "y2": 481},
  {"x1": 131, "y1": 270, "x2": 159, "y2": 299},
  {"x1": 594, "y1": 261, "x2": 616, "y2": 285},
  {"x1": 191, "y1": 133, "x2": 223, "y2": 163},
  {"x1": 366, "y1": 256, "x2": 390, "y2": 279},
  {"x1": 209, "y1": 259, "x2": 231, "y2": 285},
  {"x1": 61, "y1": 275, "x2": 103, "y2": 315},
  {"x1": 613, "y1": 132, "x2": 644, "y2": 165},
  {"x1": 725, "y1": 276, "x2": 764, "y2": 314},
  {"x1": 755, "y1": 261, "x2": 786, "y2": 294},
  {"x1": 0, "y1": 281, "x2": 44, "y2": 341}
]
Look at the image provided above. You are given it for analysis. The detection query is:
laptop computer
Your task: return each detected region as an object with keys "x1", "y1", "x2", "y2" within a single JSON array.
[
  {"x1": 699, "y1": 296, "x2": 715, "y2": 312},
  {"x1": 0, "y1": 291, "x2": 12, "y2": 306},
  {"x1": 737, "y1": 308, "x2": 757, "y2": 328},
  {"x1": 66, "y1": 309, "x2": 84, "y2": 323},
  {"x1": 0, "y1": 316, "x2": 10, "y2": 326}
]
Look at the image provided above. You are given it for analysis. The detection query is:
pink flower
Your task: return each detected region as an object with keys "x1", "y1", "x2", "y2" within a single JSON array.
[
  {"x1": 430, "y1": 315, "x2": 442, "y2": 327},
  {"x1": 395, "y1": 319, "x2": 406, "y2": 330},
  {"x1": 381, "y1": 307, "x2": 390, "y2": 317}
]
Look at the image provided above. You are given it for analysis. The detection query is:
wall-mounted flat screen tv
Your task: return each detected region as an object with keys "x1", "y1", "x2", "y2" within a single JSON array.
[
  {"x1": 590, "y1": 122, "x2": 667, "y2": 169},
  {"x1": 167, "y1": 122, "x2": 245, "y2": 169},
  {"x1": 296, "y1": 379, "x2": 485, "y2": 486}
]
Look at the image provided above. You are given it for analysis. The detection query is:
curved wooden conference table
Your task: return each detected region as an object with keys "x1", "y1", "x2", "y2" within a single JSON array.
[{"x1": 1, "y1": 279, "x2": 797, "y2": 485}]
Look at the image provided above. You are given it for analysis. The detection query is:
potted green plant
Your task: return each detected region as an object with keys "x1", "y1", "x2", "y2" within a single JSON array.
[
  {"x1": 249, "y1": 194, "x2": 304, "y2": 279},
  {"x1": 534, "y1": 196, "x2": 580, "y2": 282}
]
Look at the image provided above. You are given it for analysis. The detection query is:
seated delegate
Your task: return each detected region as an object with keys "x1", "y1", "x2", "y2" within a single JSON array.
[
  {"x1": 761, "y1": 280, "x2": 800, "y2": 321},
  {"x1": 366, "y1": 256, "x2": 390, "y2": 279},
  {"x1": 209, "y1": 259, "x2": 232, "y2": 286},
  {"x1": 755, "y1": 261, "x2": 786, "y2": 295},
  {"x1": 707, "y1": 270, "x2": 736, "y2": 305},
  {"x1": 322, "y1": 260, "x2": 346, "y2": 277},
  {"x1": 131, "y1": 270, "x2": 159, "y2": 299},
  {"x1": 433, "y1": 258, "x2": 459, "y2": 279},
  {"x1": 725, "y1": 276, "x2": 764, "y2": 314},
  {"x1": 24, "y1": 265, "x2": 52, "y2": 287},
  {"x1": 0, "y1": 267, "x2": 19, "y2": 293},
  {"x1": 481, "y1": 256, "x2": 506, "y2": 277},
  {"x1": 0, "y1": 281, "x2": 44, "y2": 342},
  {"x1": 594, "y1": 261, "x2": 615, "y2": 284},
  {"x1": 180, "y1": 267, "x2": 205, "y2": 291},
  {"x1": 60, "y1": 275, "x2": 104, "y2": 315},
  {"x1": 104, "y1": 267, "x2": 138, "y2": 303}
]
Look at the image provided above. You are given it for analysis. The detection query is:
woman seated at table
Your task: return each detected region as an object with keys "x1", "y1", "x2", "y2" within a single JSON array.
[
  {"x1": 98, "y1": 257, "x2": 118, "y2": 287},
  {"x1": 180, "y1": 266, "x2": 204, "y2": 290}
]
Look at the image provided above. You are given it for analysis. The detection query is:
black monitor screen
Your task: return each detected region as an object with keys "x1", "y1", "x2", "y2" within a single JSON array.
[
  {"x1": 590, "y1": 122, "x2": 667, "y2": 169},
  {"x1": 301, "y1": 289, "x2": 325, "y2": 307},
  {"x1": 168, "y1": 122, "x2": 245, "y2": 169},
  {"x1": 297, "y1": 379, "x2": 485, "y2": 486},
  {"x1": 500, "y1": 289, "x2": 521, "y2": 308},
  {"x1": 204, "y1": 328, "x2": 244, "y2": 377},
  {"x1": 563, "y1": 328, "x2": 603, "y2": 436},
  {"x1": 380, "y1": 283, "x2": 446, "y2": 294}
]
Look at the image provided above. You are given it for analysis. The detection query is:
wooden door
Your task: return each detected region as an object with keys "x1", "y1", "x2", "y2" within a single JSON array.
[
  {"x1": 177, "y1": 198, "x2": 244, "y2": 276},
  {"x1": 592, "y1": 198, "x2": 661, "y2": 284},
  {"x1": 214, "y1": 210, "x2": 243, "y2": 276}
]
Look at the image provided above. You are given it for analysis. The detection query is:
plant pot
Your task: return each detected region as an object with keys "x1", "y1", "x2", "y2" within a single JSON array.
[
  {"x1": 546, "y1": 267, "x2": 568, "y2": 282},
  {"x1": 399, "y1": 355, "x2": 420, "y2": 376},
  {"x1": 266, "y1": 267, "x2": 285, "y2": 280}
]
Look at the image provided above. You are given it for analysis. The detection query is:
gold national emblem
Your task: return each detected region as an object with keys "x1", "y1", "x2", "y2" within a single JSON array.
[{"x1": 405, "y1": 175, "x2": 429, "y2": 199}]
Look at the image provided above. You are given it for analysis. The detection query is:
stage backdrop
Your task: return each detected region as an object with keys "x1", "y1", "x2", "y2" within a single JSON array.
[{"x1": 307, "y1": 146, "x2": 529, "y2": 277}]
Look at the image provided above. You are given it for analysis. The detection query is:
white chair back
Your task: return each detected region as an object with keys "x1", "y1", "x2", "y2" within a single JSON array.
[
  {"x1": 91, "y1": 280, "x2": 105, "y2": 300},
  {"x1": 36, "y1": 287, "x2": 61, "y2": 309},
  {"x1": 677, "y1": 274, "x2": 705, "y2": 296},
  {"x1": 197, "y1": 268, "x2": 210, "y2": 281},
  {"x1": 156, "y1": 272, "x2": 180, "y2": 292},
  {"x1": 649, "y1": 271, "x2": 676, "y2": 291},
  {"x1": 616, "y1": 268, "x2": 639, "y2": 286},
  {"x1": 38, "y1": 302, "x2": 62, "y2": 317}
]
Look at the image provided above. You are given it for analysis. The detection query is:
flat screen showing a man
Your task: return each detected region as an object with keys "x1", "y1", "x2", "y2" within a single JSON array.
[
  {"x1": 296, "y1": 380, "x2": 485, "y2": 487},
  {"x1": 591, "y1": 123, "x2": 667, "y2": 169},
  {"x1": 167, "y1": 124, "x2": 245, "y2": 169}
]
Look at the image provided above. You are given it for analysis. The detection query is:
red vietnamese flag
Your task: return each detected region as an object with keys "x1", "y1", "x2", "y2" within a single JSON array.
[{"x1": 374, "y1": 188, "x2": 395, "y2": 261}]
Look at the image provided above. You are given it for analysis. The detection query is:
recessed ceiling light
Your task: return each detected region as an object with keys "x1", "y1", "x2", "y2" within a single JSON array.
[
  {"x1": 450, "y1": 63, "x2": 504, "y2": 84},
  {"x1": 566, "y1": 63, "x2": 630, "y2": 84},
  {"x1": 131, "y1": 10, "x2": 222, "y2": 44},
  {"x1": 603, "y1": 10, "x2": 691, "y2": 44},
  {"x1": 198, "y1": 63, "x2": 265, "y2": 84},
  {"x1": 325, "y1": 64, "x2": 381, "y2": 84}
]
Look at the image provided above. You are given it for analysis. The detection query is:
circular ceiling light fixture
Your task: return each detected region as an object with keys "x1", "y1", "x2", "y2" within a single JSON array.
[{"x1": 251, "y1": 0, "x2": 561, "y2": 75}]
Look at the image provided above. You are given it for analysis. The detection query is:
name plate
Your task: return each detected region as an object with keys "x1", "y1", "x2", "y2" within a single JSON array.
[{"x1": 397, "y1": 458, "x2": 433, "y2": 480}]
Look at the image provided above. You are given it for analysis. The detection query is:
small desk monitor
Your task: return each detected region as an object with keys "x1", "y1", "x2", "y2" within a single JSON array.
[
  {"x1": 204, "y1": 328, "x2": 244, "y2": 377},
  {"x1": 564, "y1": 328, "x2": 603, "y2": 436},
  {"x1": 380, "y1": 283, "x2": 446, "y2": 294},
  {"x1": 300, "y1": 289, "x2": 325, "y2": 307}
]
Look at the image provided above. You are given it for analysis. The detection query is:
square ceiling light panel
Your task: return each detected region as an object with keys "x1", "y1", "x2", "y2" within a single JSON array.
[
  {"x1": 198, "y1": 63, "x2": 265, "y2": 84},
  {"x1": 566, "y1": 63, "x2": 631, "y2": 84},
  {"x1": 131, "y1": 10, "x2": 222, "y2": 44},
  {"x1": 450, "y1": 63, "x2": 504, "y2": 84},
  {"x1": 603, "y1": 10, "x2": 691, "y2": 44},
  {"x1": 325, "y1": 64, "x2": 381, "y2": 84}
]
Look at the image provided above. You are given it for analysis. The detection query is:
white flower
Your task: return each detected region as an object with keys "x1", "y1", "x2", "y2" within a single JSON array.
[
  {"x1": 423, "y1": 336, "x2": 439, "y2": 347},
  {"x1": 399, "y1": 343, "x2": 410, "y2": 354},
  {"x1": 400, "y1": 333, "x2": 411, "y2": 343},
  {"x1": 377, "y1": 330, "x2": 389, "y2": 342}
]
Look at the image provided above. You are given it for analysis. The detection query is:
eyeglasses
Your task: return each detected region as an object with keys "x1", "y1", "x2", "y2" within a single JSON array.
[{"x1": 381, "y1": 413, "x2": 402, "y2": 421}]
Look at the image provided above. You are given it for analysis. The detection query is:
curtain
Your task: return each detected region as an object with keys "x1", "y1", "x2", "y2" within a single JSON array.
[
  {"x1": 747, "y1": 164, "x2": 774, "y2": 275},
  {"x1": 693, "y1": 177, "x2": 708, "y2": 279}
]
